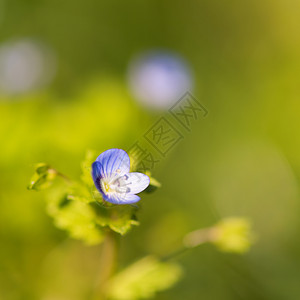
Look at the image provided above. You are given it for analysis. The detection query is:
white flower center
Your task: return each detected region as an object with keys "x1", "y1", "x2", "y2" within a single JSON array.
[{"x1": 100, "y1": 174, "x2": 131, "y2": 195}]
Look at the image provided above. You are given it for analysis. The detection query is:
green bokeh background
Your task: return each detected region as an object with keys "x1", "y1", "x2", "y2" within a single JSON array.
[{"x1": 1, "y1": 0, "x2": 300, "y2": 299}]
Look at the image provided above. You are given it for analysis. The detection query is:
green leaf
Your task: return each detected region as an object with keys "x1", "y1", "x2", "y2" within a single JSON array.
[
  {"x1": 67, "y1": 182, "x2": 95, "y2": 204},
  {"x1": 144, "y1": 171, "x2": 161, "y2": 193},
  {"x1": 47, "y1": 190, "x2": 104, "y2": 245},
  {"x1": 211, "y1": 217, "x2": 254, "y2": 253},
  {"x1": 107, "y1": 256, "x2": 182, "y2": 300},
  {"x1": 91, "y1": 203, "x2": 139, "y2": 235},
  {"x1": 81, "y1": 149, "x2": 97, "y2": 187},
  {"x1": 28, "y1": 163, "x2": 57, "y2": 190}
]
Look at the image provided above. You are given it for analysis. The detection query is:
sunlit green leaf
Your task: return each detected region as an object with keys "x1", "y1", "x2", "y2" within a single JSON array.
[
  {"x1": 211, "y1": 217, "x2": 254, "y2": 254},
  {"x1": 91, "y1": 203, "x2": 139, "y2": 235},
  {"x1": 27, "y1": 163, "x2": 57, "y2": 190},
  {"x1": 107, "y1": 256, "x2": 182, "y2": 300},
  {"x1": 81, "y1": 149, "x2": 97, "y2": 187},
  {"x1": 144, "y1": 171, "x2": 161, "y2": 193},
  {"x1": 67, "y1": 182, "x2": 95, "y2": 204},
  {"x1": 47, "y1": 193, "x2": 104, "y2": 245}
]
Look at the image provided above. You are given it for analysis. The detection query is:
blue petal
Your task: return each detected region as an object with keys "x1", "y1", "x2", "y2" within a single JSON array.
[
  {"x1": 96, "y1": 149, "x2": 130, "y2": 177},
  {"x1": 103, "y1": 192, "x2": 141, "y2": 204},
  {"x1": 122, "y1": 194, "x2": 141, "y2": 204},
  {"x1": 121, "y1": 172, "x2": 150, "y2": 194},
  {"x1": 91, "y1": 161, "x2": 103, "y2": 192}
]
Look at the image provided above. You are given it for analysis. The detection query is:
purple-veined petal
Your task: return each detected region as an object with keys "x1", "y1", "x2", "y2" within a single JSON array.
[
  {"x1": 122, "y1": 193, "x2": 141, "y2": 203},
  {"x1": 102, "y1": 192, "x2": 141, "y2": 204},
  {"x1": 114, "y1": 172, "x2": 150, "y2": 194},
  {"x1": 91, "y1": 161, "x2": 103, "y2": 192},
  {"x1": 96, "y1": 149, "x2": 130, "y2": 178}
]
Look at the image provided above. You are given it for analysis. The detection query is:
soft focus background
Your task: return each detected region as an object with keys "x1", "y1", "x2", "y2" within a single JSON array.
[{"x1": 1, "y1": 0, "x2": 300, "y2": 299}]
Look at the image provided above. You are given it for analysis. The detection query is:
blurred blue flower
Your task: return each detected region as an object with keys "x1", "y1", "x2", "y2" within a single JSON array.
[
  {"x1": 92, "y1": 149, "x2": 150, "y2": 204},
  {"x1": 128, "y1": 51, "x2": 193, "y2": 110},
  {"x1": 0, "y1": 38, "x2": 56, "y2": 96}
]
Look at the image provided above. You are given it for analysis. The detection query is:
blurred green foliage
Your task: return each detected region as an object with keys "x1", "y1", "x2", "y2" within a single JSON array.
[
  {"x1": 1, "y1": 0, "x2": 300, "y2": 299},
  {"x1": 107, "y1": 256, "x2": 182, "y2": 300},
  {"x1": 212, "y1": 217, "x2": 254, "y2": 254}
]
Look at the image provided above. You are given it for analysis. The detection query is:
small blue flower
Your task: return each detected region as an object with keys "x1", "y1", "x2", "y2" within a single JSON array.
[{"x1": 92, "y1": 149, "x2": 150, "y2": 204}]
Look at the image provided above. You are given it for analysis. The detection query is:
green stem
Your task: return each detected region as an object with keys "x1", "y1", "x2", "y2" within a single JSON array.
[
  {"x1": 55, "y1": 170, "x2": 72, "y2": 183},
  {"x1": 93, "y1": 230, "x2": 119, "y2": 300},
  {"x1": 161, "y1": 227, "x2": 214, "y2": 262}
]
